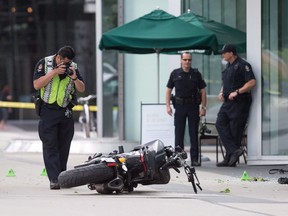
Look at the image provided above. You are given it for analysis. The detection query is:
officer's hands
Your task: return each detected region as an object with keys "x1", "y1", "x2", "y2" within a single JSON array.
[
  {"x1": 228, "y1": 91, "x2": 238, "y2": 100},
  {"x1": 167, "y1": 106, "x2": 173, "y2": 116},
  {"x1": 218, "y1": 92, "x2": 225, "y2": 102},
  {"x1": 199, "y1": 108, "x2": 206, "y2": 117},
  {"x1": 67, "y1": 66, "x2": 77, "y2": 80},
  {"x1": 54, "y1": 63, "x2": 67, "y2": 75},
  {"x1": 54, "y1": 63, "x2": 77, "y2": 80}
]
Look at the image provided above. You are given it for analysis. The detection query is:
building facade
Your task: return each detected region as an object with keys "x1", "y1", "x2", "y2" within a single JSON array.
[
  {"x1": 120, "y1": 0, "x2": 288, "y2": 165},
  {"x1": 1, "y1": 0, "x2": 287, "y2": 164}
]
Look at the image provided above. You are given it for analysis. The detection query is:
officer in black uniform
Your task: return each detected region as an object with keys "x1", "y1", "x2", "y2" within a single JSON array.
[
  {"x1": 216, "y1": 44, "x2": 256, "y2": 167},
  {"x1": 166, "y1": 52, "x2": 207, "y2": 166},
  {"x1": 33, "y1": 46, "x2": 85, "y2": 189}
]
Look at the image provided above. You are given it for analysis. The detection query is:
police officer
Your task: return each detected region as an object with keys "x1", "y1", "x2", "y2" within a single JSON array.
[
  {"x1": 166, "y1": 52, "x2": 207, "y2": 166},
  {"x1": 33, "y1": 46, "x2": 85, "y2": 189},
  {"x1": 216, "y1": 44, "x2": 256, "y2": 167}
]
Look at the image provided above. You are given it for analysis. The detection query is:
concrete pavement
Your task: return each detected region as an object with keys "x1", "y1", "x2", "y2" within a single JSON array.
[
  {"x1": 1, "y1": 120, "x2": 288, "y2": 216},
  {"x1": 2, "y1": 120, "x2": 137, "y2": 154}
]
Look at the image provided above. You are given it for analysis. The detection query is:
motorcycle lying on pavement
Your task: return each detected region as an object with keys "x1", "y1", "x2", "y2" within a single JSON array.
[{"x1": 58, "y1": 139, "x2": 202, "y2": 194}]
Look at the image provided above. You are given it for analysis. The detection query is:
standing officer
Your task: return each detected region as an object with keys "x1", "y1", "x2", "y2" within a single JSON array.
[
  {"x1": 33, "y1": 46, "x2": 85, "y2": 189},
  {"x1": 166, "y1": 52, "x2": 207, "y2": 166},
  {"x1": 216, "y1": 44, "x2": 256, "y2": 167}
]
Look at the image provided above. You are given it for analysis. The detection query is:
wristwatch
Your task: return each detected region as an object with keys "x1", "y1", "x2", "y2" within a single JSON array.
[
  {"x1": 236, "y1": 89, "x2": 240, "y2": 95},
  {"x1": 201, "y1": 106, "x2": 207, "y2": 110}
]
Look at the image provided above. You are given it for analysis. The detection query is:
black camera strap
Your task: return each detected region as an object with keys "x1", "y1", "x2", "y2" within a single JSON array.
[
  {"x1": 269, "y1": 168, "x2": 288, "y2": 184},
  {"x1": 269, "y1": 168, "x2": 288, "y2": 174}
]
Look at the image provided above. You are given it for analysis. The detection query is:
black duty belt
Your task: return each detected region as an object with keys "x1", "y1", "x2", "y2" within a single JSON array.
[
  {"x1": 175, "y1": 97, "x2": 196, "y2": 105},
  {"x1": 43, "y1": 102, "x2": 65, "y2": 110}
]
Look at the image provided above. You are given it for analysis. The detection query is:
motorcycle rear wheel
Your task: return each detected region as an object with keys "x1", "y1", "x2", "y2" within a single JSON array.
[{"x1": 58, "y1": 164, "x2": 115, "y2": 188}]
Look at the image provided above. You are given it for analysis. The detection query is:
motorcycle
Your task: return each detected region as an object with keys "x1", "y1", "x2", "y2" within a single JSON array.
[{"x1": 58, "y1": 139, "x2": 202, "y2": 194}]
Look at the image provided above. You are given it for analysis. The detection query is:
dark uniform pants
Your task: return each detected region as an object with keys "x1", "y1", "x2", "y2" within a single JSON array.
[
  {"x1": 39, "y1": 105, "x2": 74, "y2": 181},
  {"x1": 216, "y1": 98, "x2": 251, "y2": 155},
  {"x1": 174, "y1": 104, "x2": 200, "y2": 162}
]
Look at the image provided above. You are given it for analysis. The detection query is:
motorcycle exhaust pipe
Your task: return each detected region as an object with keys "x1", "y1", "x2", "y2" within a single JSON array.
[
  {"x1": 95, "y1": 177, "x2": 124, "y2": 194},
  {"x1": 107, "y1": 177, "x2": 124, "y2": 191}
]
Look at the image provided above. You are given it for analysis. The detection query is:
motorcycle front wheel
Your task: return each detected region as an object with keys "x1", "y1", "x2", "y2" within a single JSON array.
[{"x1": 58, "y1": 164, "x2": 115, "y2": 188}]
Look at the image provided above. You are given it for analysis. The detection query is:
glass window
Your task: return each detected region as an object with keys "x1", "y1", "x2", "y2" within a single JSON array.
[
  {"x1": 262, "y1": 0, "x2": 288, "y2": 155},
  {"x1": 0, "y1": 0, "x2": 119, "y2": 137},
  {"x1": 0, "y1": 0, "x2": 96, "y2": 110},
  {"x1": 102, "y1": 0, "x2": 118, "y2": 137},
  {"x1": 182, "y1": 0, "x2": 246, "y2": 123}
]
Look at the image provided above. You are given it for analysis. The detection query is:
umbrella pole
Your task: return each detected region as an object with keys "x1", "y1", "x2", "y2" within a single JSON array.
[
  {"x1": 157, "y1": 51, "x2": 160, "y2": 103},
  {"x1": 155, "y1": 49, "x2": 162, "y2": 103}
]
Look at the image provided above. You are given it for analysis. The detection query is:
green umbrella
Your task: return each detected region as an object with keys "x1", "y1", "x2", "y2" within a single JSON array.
[
  {"x1": 99, "y1": 9, "x2": 218, "y2": 54},
  {"x1": 99, "y1": 9, "x2": 218, "y2": 102},
  {"x1": 178, "y1": 10, "x2": 246, "y2": 54}
]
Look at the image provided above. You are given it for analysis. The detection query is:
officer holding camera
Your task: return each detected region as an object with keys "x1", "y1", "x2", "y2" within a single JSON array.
[
  {"x1": 33, "y1": 46, "x2": 85, "y2": 189},
  {"x1": 166, "y1": 52, "x2": 207, "y2": 167},
  {"x1": 216, "y1": 44, "x2": 256, "y2": 167}
]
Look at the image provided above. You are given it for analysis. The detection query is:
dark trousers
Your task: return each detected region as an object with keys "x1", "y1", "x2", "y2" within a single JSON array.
[
  {"x1": 174, "y1": 104, "x2": 200, "y2": 162},
  {"x1": 216, "y1": 99, "x2": 251, "y2": 155},
  {"x1": 38, "y1": 105, "x2": 74, "y2": 181}
]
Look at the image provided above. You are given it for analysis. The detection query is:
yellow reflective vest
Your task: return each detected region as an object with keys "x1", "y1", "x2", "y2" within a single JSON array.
[{"x1": 40, "y1": 55, "x2": 76, "y2": 108}]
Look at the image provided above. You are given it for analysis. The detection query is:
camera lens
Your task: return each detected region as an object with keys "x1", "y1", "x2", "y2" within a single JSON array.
[
  {"x1": 65, "y1": 68, "x2": 73, "y2": 75},
  {"x1": 64, "y1": 63, "x2": 73, "y2": 75}
]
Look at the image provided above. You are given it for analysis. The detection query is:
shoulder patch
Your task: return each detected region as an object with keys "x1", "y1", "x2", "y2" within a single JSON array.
[
  {"x1": 245, "y1": 65, "x2": 250, "y2": 72},
  {"x1": 37, "y1": 63, "x2": 43, "y2": 72}
]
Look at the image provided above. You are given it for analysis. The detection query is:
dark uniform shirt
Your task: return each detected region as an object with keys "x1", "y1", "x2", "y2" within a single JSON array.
[
  {"x1": 222, "y1": 57, "x2": 255, "y2": 96},
  {"x1": 166, "y1": 68, "x2": 206, "y2": 98}
]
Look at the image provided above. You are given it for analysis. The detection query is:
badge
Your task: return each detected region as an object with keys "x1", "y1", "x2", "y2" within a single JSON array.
[
  {"x1": 37, "y1": 64, "x2": 43, "y2": 72},
  {"x1": 245, "y1": 65, "x2": 250, "y2": 72}
]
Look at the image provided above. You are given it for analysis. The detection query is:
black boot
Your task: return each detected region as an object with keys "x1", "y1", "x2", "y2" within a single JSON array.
[
  {"x1": 50, "y1": 179, "x2": 60, "y2": 190},
  {"x1": 191, "y1": 160, "x2": 200, "y2": 167},
  {"x1": 228, "y1": 149, "x2": 243, "y2": 166},
  {"x1": 216, "y1": 155, "x2": 230, "y2": 167}
]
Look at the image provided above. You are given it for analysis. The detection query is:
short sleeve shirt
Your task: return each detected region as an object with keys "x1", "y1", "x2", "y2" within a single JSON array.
[
  {"x1": 222, "y1": 57, "x2": 255, "y2": 94},
  {"x1": 166, "y1": 68, "x2": 206, "y2": 98}
]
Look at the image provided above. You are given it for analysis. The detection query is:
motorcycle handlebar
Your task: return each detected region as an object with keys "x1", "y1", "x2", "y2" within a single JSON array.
[
  {"x1": 160, "y1": 152, "x2": 184, "y2": 171},
  {"x1": 183, "y1": 163, "x2": 202, "y2": 193},
  {"x1": 161, "y1": 146, "x2": 202, "y2": 194}
]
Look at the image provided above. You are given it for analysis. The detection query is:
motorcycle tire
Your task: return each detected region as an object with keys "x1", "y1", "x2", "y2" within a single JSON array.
[{"x1": 58, "y1": 164, "x2": 115, "y2": 188}]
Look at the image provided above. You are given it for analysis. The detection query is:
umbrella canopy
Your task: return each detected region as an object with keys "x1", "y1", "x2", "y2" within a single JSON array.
[
  {"x1": 99, "y1": 9, "x2": 218, "y2": 102},
  {"x1": 178, "y1": 11, "x2": 246, "y2": 54},
  {"x1": 99, "y1": 9, "x2": 218, "y2": 54}
]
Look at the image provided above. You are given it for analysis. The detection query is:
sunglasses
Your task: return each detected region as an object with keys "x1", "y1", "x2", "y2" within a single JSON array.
[{"x1": 182, "y1": 59, "x2": 192, "y2": 61}]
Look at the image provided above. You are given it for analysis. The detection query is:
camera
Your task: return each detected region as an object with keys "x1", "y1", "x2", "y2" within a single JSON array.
[{"x1": 64, "y1": 63, "x2": 73, "y2": 76}]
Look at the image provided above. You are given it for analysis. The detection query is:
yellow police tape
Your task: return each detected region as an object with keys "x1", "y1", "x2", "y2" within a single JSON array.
[{"x1": 0, "y1": 101, "x2": 97, "y2": 111}]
